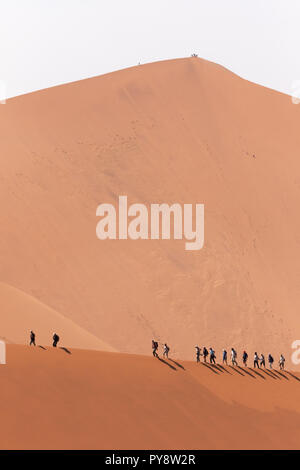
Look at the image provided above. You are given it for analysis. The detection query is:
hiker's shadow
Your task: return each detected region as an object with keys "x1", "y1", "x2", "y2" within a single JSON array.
[
  {"x1": 169, "y1": 359, "x2": 185, "y2": 370},
  {"x1": 201, "y1": 362, "x2": 219, "y2": 375},
  {"x1": 260, "y1": 368, "x2": 277, "y2": 380},
  {"x1": 267, "y1": 369, "x2": 282, "y2": 380},
  {"x1": 157, "y1": 357, "x2": 176, "y2": 371},
  {"x1": 249, "y1": 368, "x2": 266, "y2": 380},
  {"x1": 211, "y1": 364, "x2": 227, "y2": 374},
  {"x1": 285, "y1": 371, "x2": 300, "y2": 382},
  {"x1": 217, "y1": 364, "x2": 232, "y2": 374},
  {"x1": 38, "y1": 345, "x2": 47, "y2": 350},
  {"x1": 229, "y1": 365, "x2": 245, "y2": 376},
  {"x1": 237, "y1": 366, "x2": 256, "y2": 379},
  {"x1": 60, "y1": 347, "x2": 72, "y2": 355},
  {"x1": 272, "y1": 370, "x2": 288, "y2": 380}
]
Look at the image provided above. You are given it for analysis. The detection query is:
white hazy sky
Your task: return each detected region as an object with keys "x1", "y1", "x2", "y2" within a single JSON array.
[{"x1": 1, "y1": 0, "x2": 300, "y2": 99}]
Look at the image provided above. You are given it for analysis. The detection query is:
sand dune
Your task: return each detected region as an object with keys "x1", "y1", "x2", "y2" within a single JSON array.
[
  {"x1": 0, "y1": 345, "x2": 299, "y2": 450},
  {"x1": 0, "y1": 283, "x2": 116, "y2": 351},
  {"x1": 0, "y1": 57, "x2": 299, "y2": 364}
]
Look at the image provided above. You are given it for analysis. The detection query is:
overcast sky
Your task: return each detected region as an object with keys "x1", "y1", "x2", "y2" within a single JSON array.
[{"x1": 1, "y1": 0, "x2": 300, "y2": 99}]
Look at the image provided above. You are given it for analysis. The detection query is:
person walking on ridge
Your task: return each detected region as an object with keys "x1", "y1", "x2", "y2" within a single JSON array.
[
  {"x1": 222, "y1": 349, "x2": 227, "y2": 365},
  {"x1": 152, "y1": 340, "x2": 159, "y2": 358},
  {"x1": 163, "y1": 343, "x2": 170, "y2": 359},
  {"x1": 53, "y1": 333, "x2": 60, "y2": 348},
  {"x1": 209, "y1": 347, "x2": 216, "y2": 364},
  {"x1": 203, "y1": 347, "x2": 208, "y2": 363},
  {"x1": 30, "y1": 330, "x2": 36, "y2": 346},
  {"x1": 195, "y1": 346, "x2": 201, "y2": 363},
  {"x1": 279, "y1": 354, "x2": 285, "y2": 370},
  {"x1": 242, "y1": 350, "x2": 248, "y2": 367},
  {"x1": 231, "y1": 348, "x2": 238, "y2": 366},
  {"x1": 260, "y1": 353, "x2": 266, "y2": 368},
  {"x1": 268, "y1": 354, "x2": 274, "y2": 369},
  {"x1": 254, "y1": 352, "x2": 260, "y2": 368}
]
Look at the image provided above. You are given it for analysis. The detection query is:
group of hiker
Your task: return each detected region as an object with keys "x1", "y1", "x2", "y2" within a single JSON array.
[
  {"x1": 152, "y1": 340, "x2": 170, "y2": 359},
  {"x1": 152, "y1": 340, "x2": 286, "y2": 370},
  {"x1": 30, "y1": 330, "x2": 60, "y2": 348},
  {"x1": 195, "y1": 346, "x2": 286, "y2": 370}
]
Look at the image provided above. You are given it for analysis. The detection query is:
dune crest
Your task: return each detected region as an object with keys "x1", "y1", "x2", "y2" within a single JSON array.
[{"x1": 0, "y1": 283, "x2": 116, "y2": 351}]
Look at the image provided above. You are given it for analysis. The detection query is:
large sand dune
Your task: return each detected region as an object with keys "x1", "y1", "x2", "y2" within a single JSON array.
[
  {"x1": 0, "y1": 345, "x2": 299, "y2": 450},
  {"x1": 0, "y1": 283, "x2": 116, "y2": 351},
  {"x1": 0, "y1": 57, "x2": 299, "y2": 364}
]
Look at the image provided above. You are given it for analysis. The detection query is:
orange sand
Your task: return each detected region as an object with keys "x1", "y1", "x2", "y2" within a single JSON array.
[
  {"x1": 0, "y1": 282, "x2": 115, "y2": 351},
  {"x1": 0, "y1": 57, "x2": 299, "y2": 366},
  {"x1": 0, "y1": 345, "x2": 299, "y2": 450}
]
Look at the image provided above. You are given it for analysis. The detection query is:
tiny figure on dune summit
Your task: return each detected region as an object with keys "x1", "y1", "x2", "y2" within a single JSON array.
[
  {"x1": 30, "y1": 330, "x2": 36, "y2": 346},
  {"x1": 53, "y1": 333, "x2": 60, "y2": 348}
]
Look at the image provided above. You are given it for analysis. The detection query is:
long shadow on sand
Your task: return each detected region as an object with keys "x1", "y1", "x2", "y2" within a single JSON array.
[
  {"x1": 201, "y1": 362, "x2": 219, "y2": 375},
  {"x1": 259, "y1": 368, "x2": 277, "y2": 380},
  {"x1": 216, "y1": 364, "x2": 232, "y2": 374},
  {"x1": 211, "y1": 364, "x2": 224, "y2": 373},
  {"x1": 38, "y1": 345, "x2": 47, "y2": 350},
  {"x1": 157, "y1": 357, "x2": 177, "y2": 371},
  {"x1": 266, "y1": 369, "x2": 282, "y2": 380},
  {"x1": 211, "y1": 364, "x2": 231, "y2": 374},
  {"x1": 272, "y1": 370, "x2": 289, "y2": 380},
  {"x1": 249, "y1": 368, "x2": 266, "y2": 380},
  {"x1": 285, "y1": 371, "x2": 300, "y2": 382},
  {"x1": 229, "y1": 365, "x2": 245, "y2": 376},
  {"x1": 169, "y1": 359, "x2": 185, "y2": 370},
  {"x1": 60, "y1": 347, "x2": 72, "y2": 354},
  {"x1": 237, "y1": 366, "x2": 256, "y2": 379}
]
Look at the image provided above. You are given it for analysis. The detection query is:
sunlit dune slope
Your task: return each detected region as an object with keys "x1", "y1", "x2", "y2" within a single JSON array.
[
  {"x1": 0, "y1": 283, "x2": 116, "y2": 351},
  {"x1": 0, "y1": 345, "x2": 299, "y2": 449},
  {"x1": 0, "y1": 58, "x2": 299, "y2": 363}
]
